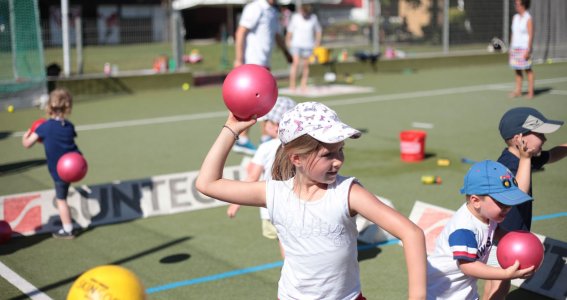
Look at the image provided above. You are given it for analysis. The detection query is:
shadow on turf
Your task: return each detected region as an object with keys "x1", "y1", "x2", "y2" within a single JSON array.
[
  {"x1": 160, "y1": 253, "x2": 191, "y2": 264},
  {"x1": 424, "y1": 152, "x2": 436, "y2": 160},
  {"x1": 357, "y1": 241, "x2": 382, "y2": 262},
  {"x1": 0, "y1": 215, "x2": 85, "y2": 255},
  {"x1": 513, "y1": 87, "x2": 552, "y2": 98},
  {"x1": 5, "y1": 236, "x2": 192, "y2": 300},
  {"x1": 0, "y1": 131, "x2": 13, "y2": 140},
  {"x1": 534, "y1": 87, "x2": 552, "y2": 97},
  {"x1": 0, "y1": 234, "x2": 51, "y2": 256},
  {"x1": 0, "y1": 159, "x2": 47, "y2": 176}
]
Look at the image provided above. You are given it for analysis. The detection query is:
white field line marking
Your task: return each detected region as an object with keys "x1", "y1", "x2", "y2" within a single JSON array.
[
  {"x1": 11, "y1": 111, "x2": 227, "y2": 137},
  {"x1": 325, "y1": 77, "x2": 567, "y2": 107},
  {"x1": 10, "y1": 77, "x2": 567, "y2": 138},
  {"x1": 412, "y1": 122, "x2": 434, "y2": 129},
  {"x1": 0, "y1": 261, "x2": 53, "y2": 300},
  {"x1": 550, "y1": 90, "x2": 567, "y2": 95}
]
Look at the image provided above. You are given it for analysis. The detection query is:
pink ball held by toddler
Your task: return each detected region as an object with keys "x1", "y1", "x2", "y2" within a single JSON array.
[
  {"x1": 57, "y1": 152, "x2": 88, "y2": 183},
  {"x1": 497, "y1": 230, "x2": 544, "y2": 270}
]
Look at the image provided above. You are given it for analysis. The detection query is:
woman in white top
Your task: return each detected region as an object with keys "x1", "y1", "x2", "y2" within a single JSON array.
[
  {"x1": 509, "y1": 0, "x2": 534, "y2": 99},
  {"x1": 286, "y1": 4, "x2": 322, "y2": 92},
  {"x1": 197, "y1": 102, "x2": 427, "y2": 299}
]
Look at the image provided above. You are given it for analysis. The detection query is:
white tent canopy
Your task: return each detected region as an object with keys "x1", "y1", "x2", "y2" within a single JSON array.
[
  {"x1": 173, "y1": 0, "x2": 248, "y2": 10},
  {"x1": 172, "y1": 0, "x2": 341, "y2": 10}
]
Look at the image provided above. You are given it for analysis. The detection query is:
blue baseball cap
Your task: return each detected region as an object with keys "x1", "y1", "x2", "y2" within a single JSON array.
[
  {"x1": 460, "y1": 160, "x2": 532, "y2": 206},
  {"x1": 499, "y1": 107, "x2": 563, "y2": 140}
]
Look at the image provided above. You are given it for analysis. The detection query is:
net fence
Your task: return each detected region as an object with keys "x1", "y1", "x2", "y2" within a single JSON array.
[
  {"x1": 319, "y1": 0, "x2": 567, "y2": 61},
  {"x1": 5, "y1": 0, "x2": 565, "y2": 88},
  {"x1": 531, "y1": 0, "x2": 567, "y2": 63},
  {"x1": 0, "y1": 0, "x2": 46, "y2": 109}
]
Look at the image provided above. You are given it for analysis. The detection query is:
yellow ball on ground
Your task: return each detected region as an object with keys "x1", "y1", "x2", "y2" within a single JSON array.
[
  {"x1": 7, "y1": 105, "x2": 14, "y2": 113},
  {"x1": 67, "y1": 265, "x2": 146, "y2": 300},
  {"x1": 182, "y1": 83, "x2": 190, "y2": 91}
]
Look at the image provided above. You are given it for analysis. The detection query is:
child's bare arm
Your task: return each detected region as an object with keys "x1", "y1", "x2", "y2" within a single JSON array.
[
  {"x1": 227, "y1": 204, "x2": 241, "y2": 218},
  {"x1": 195, "y1": 113, "x2": 266, "y2": 207},
  {"x1": 246, "y1": 162, "x2": 264, "y2": 182},
  {"x1": 513, "y1": 134, "x2": 533, "y2": 193},
  {"x1": 349, "y1": 184, "x2": 426, "y2": 300},
  {"x1": 22, "y1": 130, "x2": 39, "y2": 148},
  {"x1": 459, "y1": 259, "x2": 534, "y2": 280},
  {"x1": 226, "y1": 162, "x2": 264, "y2": 218},
  {"x1": 233, "y1": 26, "x2": 248, "y2": 67}
]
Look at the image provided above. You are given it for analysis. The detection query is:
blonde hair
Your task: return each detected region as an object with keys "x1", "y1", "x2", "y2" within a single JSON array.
[
  {"x1": 46, "y1": 88, "x2": 73, "y2": 117},
  {"x1": 272, "y1": 135, "x2": 322, "y2": 180}
]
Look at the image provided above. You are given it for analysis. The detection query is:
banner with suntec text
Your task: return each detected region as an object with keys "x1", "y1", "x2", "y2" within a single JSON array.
[{"x1": 0, "y1": 166, "x2": 243, "y2": 236}]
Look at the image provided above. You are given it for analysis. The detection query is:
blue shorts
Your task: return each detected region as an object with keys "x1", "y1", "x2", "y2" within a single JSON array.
[
  {"x1": 55, "y1": 180, "x2": 71, "y2": 199},
  {"x1": 291, "y1": 47, "x2": 314, "y2": 59}
]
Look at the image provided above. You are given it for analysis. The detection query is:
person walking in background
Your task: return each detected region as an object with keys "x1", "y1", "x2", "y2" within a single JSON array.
[
  {"x1": 482, "y1": 107, "x2": 566, "y2": 299},
  {"x1": 197, "y1": 102, "x2": 426, "y2": 299},
  {"x1": 22, "y1": 89, "x2": 82, "y2": 239},
  {"x1": 233, "y1": 0, "x2": 292, "y2": 155},
  {"x1": 279, "y1": 5, "x2": 292, "y2": 37},
  {"x1": 509, "y1": 0, "x2": 535, "y2": 99},
  {"x1": 286, "y1": 4, "x2": 322, "y2": 92}
]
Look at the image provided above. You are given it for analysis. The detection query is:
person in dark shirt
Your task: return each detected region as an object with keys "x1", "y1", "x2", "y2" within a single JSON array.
[
  {"x1": 483, "y1": 106, "x2": 566, "y2": 299},
  {"x1": 22, "y1": 88, "x2": 82, "y2": 239}
]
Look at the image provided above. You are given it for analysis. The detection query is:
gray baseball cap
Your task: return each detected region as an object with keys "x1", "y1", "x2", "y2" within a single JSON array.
[{"x1": 499, "y1": 107, "x2": 563, "y2": 140}]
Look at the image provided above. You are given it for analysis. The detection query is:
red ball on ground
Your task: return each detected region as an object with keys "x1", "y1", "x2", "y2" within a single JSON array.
[
  {"x1": 0, "y1": 220, "x2": 12, "y2": 244},
  {"x1": 497, "y1": 230, "x2": 544, "y2": 270},
  {"x1": 30, "y1": 118, "x2": 46, "y2": 143},
  {"x1": 222, "y1": 64, "x2": 278, "y2": 121},
  {"x1": 57, "y1": 152, "x2": 88, "y2": 183}
]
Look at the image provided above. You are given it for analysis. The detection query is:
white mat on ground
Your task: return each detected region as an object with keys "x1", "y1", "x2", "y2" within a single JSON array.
[{"x1": 279, "y1": 85, "x2": 374, "y2": 98}]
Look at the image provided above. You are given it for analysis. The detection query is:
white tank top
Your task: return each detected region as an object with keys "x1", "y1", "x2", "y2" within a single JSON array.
[
  {"x1": 510, "y1": 12, "x2": 531, "y2": 49},
  {"x1": 266, "y1": 175, "x2": 361, "y2": 300}
]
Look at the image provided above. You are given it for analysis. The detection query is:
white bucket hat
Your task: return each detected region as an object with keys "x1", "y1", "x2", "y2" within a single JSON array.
[
  {"x1": 258, "y1": 96, "x2": 297, "y2": 124},
  {"x1": 278, "y1": 102, "x2": 361, "y2": 144}
]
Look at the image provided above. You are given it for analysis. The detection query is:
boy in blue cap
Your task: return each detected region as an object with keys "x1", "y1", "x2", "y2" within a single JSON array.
[
  {"x1": 483, "y1": 107, "x2": 566, "y2": 299},
  {"x1": 427, "y1": 160, "x2": 535, "y2": 300}
]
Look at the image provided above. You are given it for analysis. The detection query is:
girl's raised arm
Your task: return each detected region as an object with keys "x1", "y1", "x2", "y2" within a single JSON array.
[{"x1": 195, "y1": 113, "x2": 266, "y2": 207}]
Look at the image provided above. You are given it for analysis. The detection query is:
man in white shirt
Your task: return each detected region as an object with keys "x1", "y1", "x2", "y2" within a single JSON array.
[{"x1": 232, "y1": 0, "x2": 291, "y2": 155}]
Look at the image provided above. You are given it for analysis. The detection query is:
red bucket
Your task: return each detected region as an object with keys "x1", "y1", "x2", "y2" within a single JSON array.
[{"x1": 400, "y1": 130, "x2": 427, "y2": 162}]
